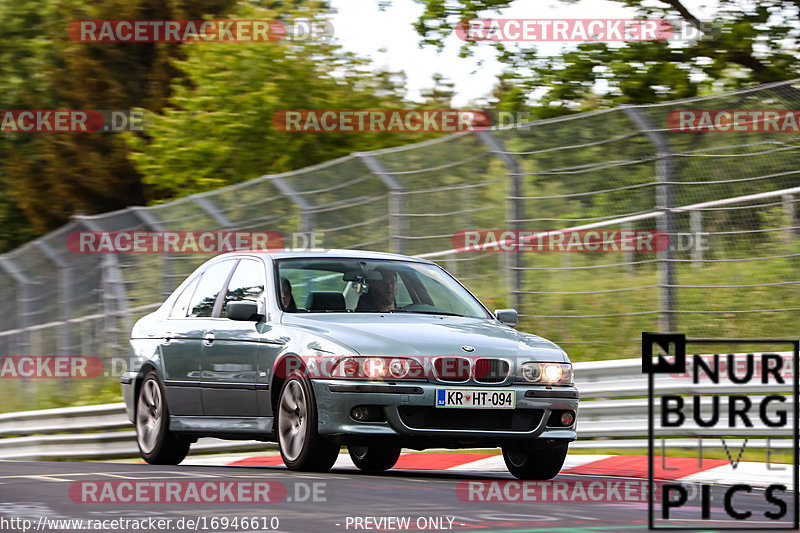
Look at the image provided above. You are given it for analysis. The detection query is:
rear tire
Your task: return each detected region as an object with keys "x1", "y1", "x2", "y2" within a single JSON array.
[
  {"x1": 502, "y1": 442, "x2": 569, "y2": 480},
  {"x1": 277, "y1": 373, "x2": 340, "y2": 472},
  {"x1": 135, "y1": 371, "x2": 190, "y2": 465},
  {"x1": 348, "y1": 445, "x2": 401, "y2": 472}
]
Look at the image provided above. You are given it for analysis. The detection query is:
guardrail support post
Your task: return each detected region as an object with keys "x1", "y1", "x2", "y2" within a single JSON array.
[
  {"x1": 272, "y1": 176, "x2": 315, "y2": 237},
  {"x1": 355, "y1": 153, "x2": 406, "y2": 255},
  {"x1": 690, "y1": 210, "x2": 703, "y2": 267},
  {"x1": 34, "y1": 241, "x2": 72, "y2": 354},
  {"x1": 74, "y1": 216, "x2": 131, "y2": 361},
  {"x1": 0, "y1": 257, "x2": 32, "y2": 357},
  {"x1": 130, "y1": 207, "x2": 172, "y2": 298},
  {"x1": 623, "y1": 107, "x2": 677, "y2": 332},
  {"x1": 622, "y1": 222, "x2": 634, "y2": 274},
  {"x1": 783, "y1": 194, "x2": 796, "y2": 242},
  {"x1": 476, "y1": 131, "x2": 524, "y2": 312},
  {"x1": 192, "y1": 194, "x2": 233, "y2": 228}
]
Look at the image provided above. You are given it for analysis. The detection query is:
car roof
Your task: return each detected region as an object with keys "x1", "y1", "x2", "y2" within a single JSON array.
[{"x1": 216, "y1": 248, "x2": 436, "y2": 264}]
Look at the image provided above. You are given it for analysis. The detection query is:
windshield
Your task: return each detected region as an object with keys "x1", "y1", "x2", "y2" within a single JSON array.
[{"x1": 275, "y1": 258, "x2": 491, "y2": 318}]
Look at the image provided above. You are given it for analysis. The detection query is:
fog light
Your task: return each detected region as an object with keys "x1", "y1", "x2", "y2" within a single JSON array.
[
  {"x1": 350, "y1": 405, "x2": 385, "y2": 423},
  {"x1": 560, "y1": 411, "x2": 575, "y2": 426},
  {"x1": 351, "y1": 406, "x2": 369, "y2": 421}
]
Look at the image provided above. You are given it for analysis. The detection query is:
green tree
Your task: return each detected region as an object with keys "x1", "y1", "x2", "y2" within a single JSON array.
[
  {"x1": 127, "y1": 5, "x2": 430, "y2": 198},
  {"x1": 0, "y1": 0, "x2": 238, "y2": 237},
  {"x1": 0, "y1": 0, "x2": 61, "y2": 247},
  {"x1": 413, "y1": 0, "x2": 800, "y2": 109}
]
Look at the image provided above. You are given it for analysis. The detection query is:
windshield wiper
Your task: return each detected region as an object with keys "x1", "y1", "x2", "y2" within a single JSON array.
[{"x1": 402, "y1": 310, "x2": 463, "y2": 317}]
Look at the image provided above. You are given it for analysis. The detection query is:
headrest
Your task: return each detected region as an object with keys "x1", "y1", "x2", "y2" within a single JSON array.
[{"x1": 305, "y1": 291, "x2": 346, "y2": 312}]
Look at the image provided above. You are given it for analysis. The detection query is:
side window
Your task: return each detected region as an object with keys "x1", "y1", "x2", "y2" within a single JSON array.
[
  {"x1": 221, "y1": 259, "x2": 266, "y2": 318},
  {"x1": 170, "y1": 275, "x2": 201, "y2": 318},
  {"x1": 188, "y1": 260, "x2": 236, "y2": 318}
]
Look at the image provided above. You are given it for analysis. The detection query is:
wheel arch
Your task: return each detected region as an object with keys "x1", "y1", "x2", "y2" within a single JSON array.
[
  {"x1": 270, "y1": 353, "x2": 307, "y2": 414},
  {"x1": 134, "y1": 362, "x2": 161, "y2": 415}
]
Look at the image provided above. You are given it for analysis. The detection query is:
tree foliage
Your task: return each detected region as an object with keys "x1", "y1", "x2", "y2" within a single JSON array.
[
  {"x1": 0, "y1": 0, "x2": 237, "y2": 238},
  {"x1": 413, "y1": 0, "x2": 800, "y2": 110},
  {"x1": 127, "y1": 4, "x2": 437, "y2": 198}
]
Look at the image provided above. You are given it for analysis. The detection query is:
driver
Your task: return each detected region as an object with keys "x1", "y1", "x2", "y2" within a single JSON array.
[
  {"x1": 355, "y1": 266, "x2": 398, "y2": 312},
  {"x1": 281, "y1": 277, "x2": 298, "y2": 312}
]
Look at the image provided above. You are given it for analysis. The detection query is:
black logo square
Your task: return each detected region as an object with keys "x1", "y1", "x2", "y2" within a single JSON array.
[{"x1": 642, "y1": 332, "x2": 686, "y2": 374}]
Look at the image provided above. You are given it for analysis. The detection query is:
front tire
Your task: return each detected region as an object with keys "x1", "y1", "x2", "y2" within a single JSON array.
[
  {"x1": 277, "y1": 373, "x2": 340, "y2": 471},
  {"x1": 348, "y1": 445, "x2": 401, "y2": 472},
  {"x1": 502, "y1": 442, "x2": 569, "y2": 480},
  {"x1": 135, "y1": 371, "x2": 190, "y2": 465}
]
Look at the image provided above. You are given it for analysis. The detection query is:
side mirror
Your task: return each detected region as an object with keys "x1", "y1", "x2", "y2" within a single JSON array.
[
  {"x1": 494, "y1": 309, "x2": 518, "y2": 327},
  {"x1": 226, "y1": 301, "x2": 262, "y2": 321}
]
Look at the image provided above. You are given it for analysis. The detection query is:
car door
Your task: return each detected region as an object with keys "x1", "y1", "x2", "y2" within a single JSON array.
[
  {"x1": 161, "y1": 259, "x2": 237, "y2": 416},
  {"x1": 200, "y1": 258, "x2": 265, "y2": 417}
]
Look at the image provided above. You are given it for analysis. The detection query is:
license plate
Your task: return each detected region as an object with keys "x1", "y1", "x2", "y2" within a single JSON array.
[{"x1": 435, "y1": 389, "x2": 515, "y2": 409}]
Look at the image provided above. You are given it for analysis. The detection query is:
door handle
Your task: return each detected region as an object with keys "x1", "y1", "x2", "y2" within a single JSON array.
[
  {"x1": 164, "y1": 332, "x2": 173, "y2": 344},
  {"x1": 203, "y1": 332, "x2": 215, "y2": 346}
]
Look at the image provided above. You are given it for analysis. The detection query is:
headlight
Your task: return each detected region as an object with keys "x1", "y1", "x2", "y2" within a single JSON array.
[
  {"x1": 521, "y1": 363, "x2": 541, "y2": 382},
  {"x1": 332, "y1": 357, "x2": 424, "y2": 380},
  {"x1": 389, "y1": 358, "x2": 411, "y2": 378},
  {"x1": 342, "y1": 358, "x2": 360, "y2": 377},
  {"x1": 363, "y1": 357, "x2": 386, "y2": 379},
  {"x1": 542, "y1": 364, "x2": 562, "y2": 382},
  {"x1": 520, "y1": 362, "x2": 573, "y2": 384}
]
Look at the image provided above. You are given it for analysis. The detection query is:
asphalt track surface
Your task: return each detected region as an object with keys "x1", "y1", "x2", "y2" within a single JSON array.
[{"x1": 0, "y1": 460, "x2": 793, "y2": 533}]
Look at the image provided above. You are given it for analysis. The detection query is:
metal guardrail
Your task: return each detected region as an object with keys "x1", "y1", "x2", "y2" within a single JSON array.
[{"x1": 0, "y1": 354, "x2": 792, "y2": 460}]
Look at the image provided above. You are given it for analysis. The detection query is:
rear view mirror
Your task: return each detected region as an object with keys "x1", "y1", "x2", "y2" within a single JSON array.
[
  {"x1": 226, "y1": 300, "x2": 262, "y2": 321},
  {"x1": 343, "y1": 269, "x2": 382, "y2": 294},
  {"x1": 494, "y1": 309, "x2": 518, "y2": 327},
  {"x1": 343, "y1": 270, "x2": 382, "y2": 282}
]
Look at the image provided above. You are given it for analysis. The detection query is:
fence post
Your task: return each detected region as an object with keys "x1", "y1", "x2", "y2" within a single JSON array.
[
  {"x1": 192, "y1": 194, "x2": 234, "y2": 228},
  {"x1": 623, "y1": 107, "x2": 676, "y2": 332},
  {"x1": 34, "y1": 241, "x2": 72, "y2": 354},
  {"x1": 690, "y1": 210, "x2": 703, "y2": 267},
  {"x1": 129, "y1": 207, "x2": 173, "y2": 298},
  {"x1": 355, "y1": 153, "x2": 405, "y2": 255},
  {"x1": 0, "y1": 256, "x2": 31, "y2": 356},
  {"x1": 783, "y1": 194, "x2": 796, "y2": 242},
  {"x1": 622, "y1": 222, "x2": 634, "y2": 274},
  {"x1": 476, "y1": 131, "x2": 524, "y2": 312},
  {"x1": 74, "y1": 216, "x2": 131, "y2": 361},
  {"x1": 271, "y1": 176, "x2": 315, "y2": 236}
]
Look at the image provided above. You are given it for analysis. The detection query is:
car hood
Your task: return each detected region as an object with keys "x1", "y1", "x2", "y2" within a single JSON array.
[{"x1": 281, "y1": 313, "x2": 568, "y2": 362}]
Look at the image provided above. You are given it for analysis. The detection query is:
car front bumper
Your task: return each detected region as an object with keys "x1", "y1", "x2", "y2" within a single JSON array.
[{"x1": 311, "y1": 379, "x2": 578, "y2": 447}]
